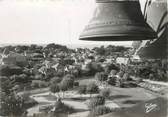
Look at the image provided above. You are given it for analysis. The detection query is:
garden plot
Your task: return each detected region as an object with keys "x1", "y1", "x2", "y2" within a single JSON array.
[{"x1": 27, "y1": 91, "x2": 119, "y2": 116}]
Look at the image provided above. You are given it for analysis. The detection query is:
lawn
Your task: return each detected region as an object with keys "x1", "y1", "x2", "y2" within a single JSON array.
[
  {"x1": 77, "y1": 76, "x2": 159, "y2": 108},
  {"x1": 26, "y1": 76, "x2": 162, "y2": 117}
]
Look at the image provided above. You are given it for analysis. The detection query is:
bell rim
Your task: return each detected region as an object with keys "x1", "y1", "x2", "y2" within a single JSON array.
[{"x1": 79, "y1": 33, "x2": 157, "y2": 41}]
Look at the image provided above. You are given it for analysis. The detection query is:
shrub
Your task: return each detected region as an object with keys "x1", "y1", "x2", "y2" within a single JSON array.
[
  {"x1": 97, "y1": 58, "x2": 105, "y2": 63},
  {"x1": 86, "y1": 83, "x2": 99, "y2": 96},
  {"x1": 61, "y1": 77, "x2": 74, "y2": 89},
  {"x1": 71, "y1": 69, "x2": 80, "y2": 77},
  {"x1": 59, "y1": 82, "x2": 68, "y2": 92},
  {"x1": 95, "y1": 72, "x2": 108, "y2": 83},
  {"x1": 62, "y1": 58, "x2": 75, "y2": 65},
  {"x1": 31, "y1": 80, "x2": 48, "y2": 89},
  {"x1": 44, "y1": 69, "x2": 55, "y2": 80},
  {"x1": 88, "y1": 106, "x2": 111, "y2": 117},
  {"x1": 123, "y1": 73, "x2": 131, "y2": 81},
  {"x1": 31, "y1": 81, "x2": 39, "y2": 88},
  {"x1": 81, "y1": 69, "x2": 91, "y2": 76},
  {"x1": 50, "y1": 84, "x2": 60, "y2": 94},
  {"x1": 24, "y1": 98, "x2": 38, "y2": 109},
  {"x1": 54, "y1": 99, "x2": 74, "y2": 114},
  {"x1": 78, "y1": 85, "x2": 87, "y2": 95},
  {"x1": 149, "y1": 73, "x2": 155, "y2": 80},
  {"x1": 87, "y1": 95, "x2": 105, "y2": 109},
  {"x1": 39, "y1": 81, "x2": 48, "y2": 88},
  {"x1": 99, "y1": 88, "x2": 111, "y2": 99},
  {"x1": 21, "y1": 91, "x2": 31, "y2": 101},
  {"x1": 34, "y1": 74, "x2": 43, "y2": 80},
  {"x1": 39, "y1": 105, "x2": 53, "y2": 113},
  {"x1": 73, "y1": 82, "x2": 79, "y2": 87},
  {"x1": 110, "y1": 69, "x2": 118, "y2": 76},
  {"x1": 63, "y1": 74, "x2": 75, "y2": 80},
  {"x1": 115, "y1": 78, "x2": 123, "y2": 87},
  {"x1": 12, "y1": 85, "x2": 20, "y2": 91},
  {"x1": 117, "y1": 71, "x2": 125, "y2": 78},
  {"x1": 50, "y1": 77, "x2": 62, "y2": 85},
  {"x1": 107, "y1": 76, "x2": 117, "y2": 86},
  {"x1": 55, "y1": 69, "x2": 64, "y2": 77}
]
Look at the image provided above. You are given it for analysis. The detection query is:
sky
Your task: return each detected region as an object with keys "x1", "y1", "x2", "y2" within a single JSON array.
[{"x1": 0, "y1": 0, "x2": 148, "y2": 47}]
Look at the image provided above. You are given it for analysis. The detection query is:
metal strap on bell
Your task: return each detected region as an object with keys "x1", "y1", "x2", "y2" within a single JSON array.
[{"x1": 79, "y1": 0, "x2": 157, "y2": 41}]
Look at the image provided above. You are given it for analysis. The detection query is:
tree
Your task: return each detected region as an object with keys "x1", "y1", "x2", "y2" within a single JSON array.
[
  {"x1": 91, "y1": 62, "x2": 104, "y2": 74},
  {"x1": 0, "y1": 93, "x2": 26, "y2": 116},
  {"x1": 45, "y1": 43, "x2": 68, "y2": 51},
  {"x1": 29, "y1": 44, "x2": 38, "y2": 51},
  {"x1": 58, "y1": 76, "x2": 74, "y2": 98},
  {"x1": 0, "y1": 76, "x2": 13, "y2": 94},
  {"x1": 59, "y1": 82, "x2": 68, "y2": 98},
  {"x1": 95, "y1": 72, "x2": 108, "y2": 85},
  {"x1": 94, "y1": 46, "x2": 106, "y2": 55},
  {"x1": 61, "y1": 75, "x2": 74, "y2": 89},
  {"x1": 84, "y1": 62, "x2": 104, "y2": 76},
  {"x1": 104, "y1": 64, "x2": 119, "y2": 74},
  {"x1": 50, "y1": 84, "x2": 60, "y2": 98},
  {"x1": 63, "y1": 58, "x2": 75, "y2": 65},
  {"x1": 45, "y1": 43, "x2": 56, "y2": 49},
  {"x1": 50, "y1": 77, "x2": 62, "y2": 85},
  {"x1": 0, "y1": 65, "x2": 23, "y2": 76},
  {"x1": 15, "y1": 45, "x2": 29, "y2": 53}
]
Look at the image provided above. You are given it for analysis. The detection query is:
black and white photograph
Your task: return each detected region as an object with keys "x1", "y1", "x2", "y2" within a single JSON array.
[{"x1": 0, "y1": 0, "x2": 167, "y2": 117}]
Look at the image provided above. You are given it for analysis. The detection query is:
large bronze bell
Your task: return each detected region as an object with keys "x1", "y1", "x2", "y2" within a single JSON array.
[{"x1": 79, "y1": 0, "x2": 157, "y2": 41}]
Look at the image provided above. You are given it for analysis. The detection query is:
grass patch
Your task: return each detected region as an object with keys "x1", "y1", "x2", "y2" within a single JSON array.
[
  {"x1": 38, "y1": 102, "x2": 52, "y2": 105},
  {"x1": 63, "y1": 97, "x2": 88, "y2": 102},
  {"x1": 109, "y1": 95, "x2": 131, "y2": 100},
  {"x1": 42, "y1": 94, "x2": 57, "y2": 101}
]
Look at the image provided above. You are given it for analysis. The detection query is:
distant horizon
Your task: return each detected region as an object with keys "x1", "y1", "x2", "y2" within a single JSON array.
[{"x1": 0, "y1": 42, "x2": 132, "y2": 49}]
